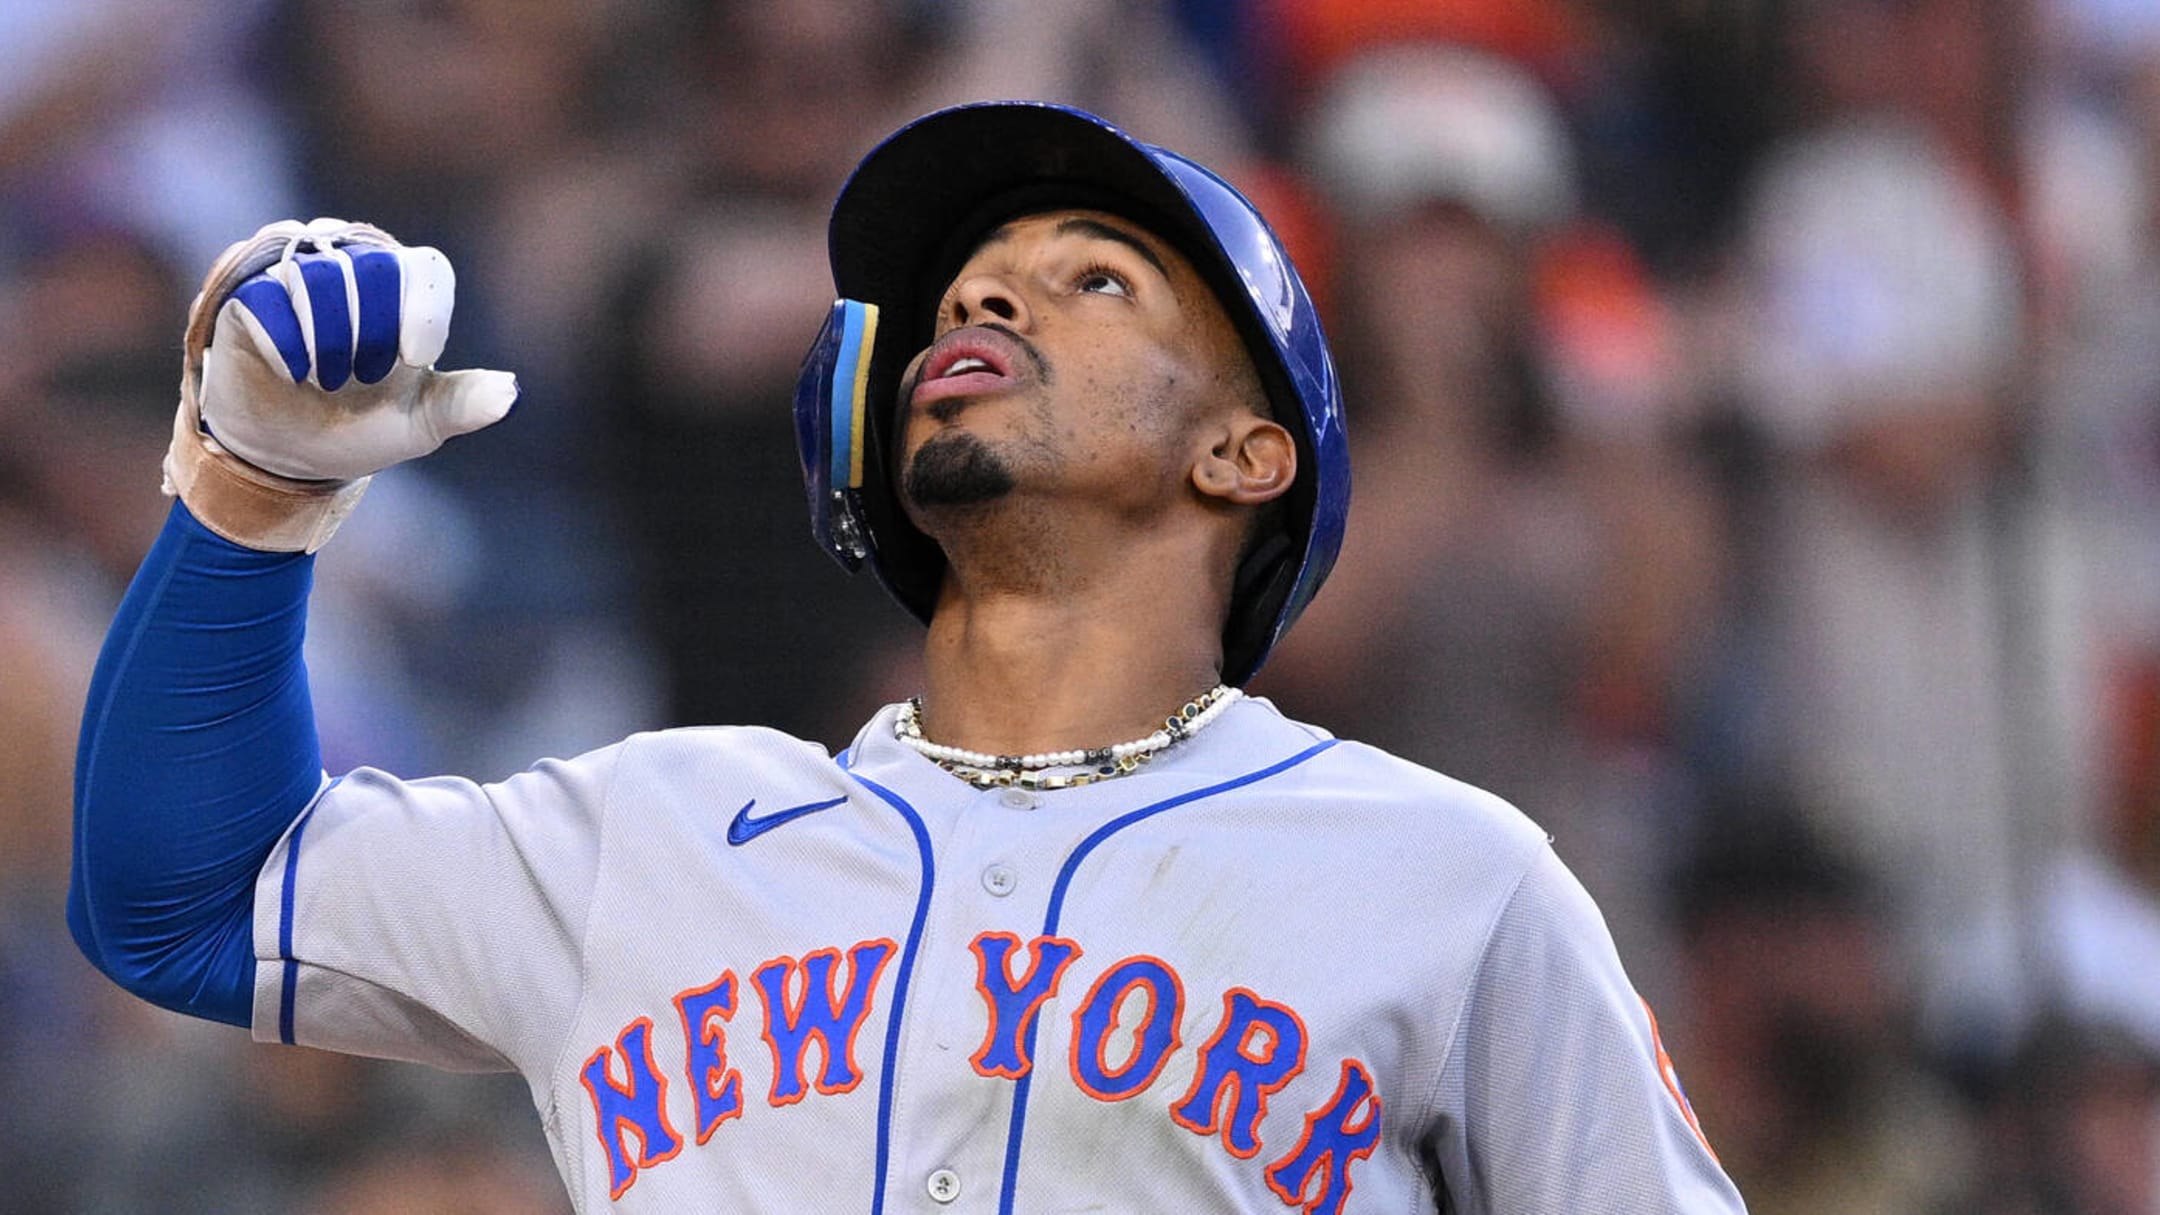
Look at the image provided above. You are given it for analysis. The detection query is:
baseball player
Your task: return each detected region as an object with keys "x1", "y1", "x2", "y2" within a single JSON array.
[{"x1": 71, "y1": 102, "x2": 1746, "y2": 1212}]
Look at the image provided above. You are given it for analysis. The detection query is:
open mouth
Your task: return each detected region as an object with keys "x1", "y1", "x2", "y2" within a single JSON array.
[
  {"x1": 938, "y1": 355, "x2": 996, "y2": 378},
  {"x1": 911, "y1": 327, "x2": 1026, "y2": 410}
]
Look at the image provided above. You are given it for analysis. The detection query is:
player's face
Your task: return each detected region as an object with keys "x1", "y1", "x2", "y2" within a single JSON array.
[{"x1": 894, "y1": 209, "x2": 1254, "y2": 521}]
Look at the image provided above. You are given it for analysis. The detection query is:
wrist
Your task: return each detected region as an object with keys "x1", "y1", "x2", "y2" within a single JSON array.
[{"x1": 162, "y1": 391, "x2": 369, "y2": 553}]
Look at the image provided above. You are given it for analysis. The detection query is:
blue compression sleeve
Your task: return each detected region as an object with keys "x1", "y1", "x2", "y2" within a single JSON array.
[{"x1": 69, "y1": 500, "x2": 324, "y2": 1027}]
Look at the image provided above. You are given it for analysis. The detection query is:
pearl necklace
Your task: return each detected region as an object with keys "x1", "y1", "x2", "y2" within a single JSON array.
[{"x1": 895, "y1": 685, "x2": 1242, "y2": 790}]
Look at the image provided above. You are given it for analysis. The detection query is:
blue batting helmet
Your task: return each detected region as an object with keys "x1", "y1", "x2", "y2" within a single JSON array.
[{"x1": 795, "y1": 101, "x2": 1348, "y2": 685}]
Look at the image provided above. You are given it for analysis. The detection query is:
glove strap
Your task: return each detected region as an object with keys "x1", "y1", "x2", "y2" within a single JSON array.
[
  {"x1": 163, "y1": 392, "x2": 370, "y2": 553},
  {"x1": 161, "y1": 218, "x2": 397, "y2": 552}
]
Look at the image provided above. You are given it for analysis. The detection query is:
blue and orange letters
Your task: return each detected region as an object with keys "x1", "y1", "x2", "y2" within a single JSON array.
[
  {"x1": 578, "y1": 933, "x2": 1382, "y2": 1204},
  {"x1": 754, "y1": 938, "x2": 896, "y2": 1105},
  {"x1": 969, "y1": 931, "x2": 1082, "y2": 1079},
  {"x1": 672, "y1": 971, "x2": 744, "y2": 1143},
  {"x1": 1171, "y1": 987, "x2": 1308, "y2": 1158},
  {"x1": 578, "y1": 1016, "x2": 685, "y2": 1199},
  {"x1": 1068, "y1": 955, "x2": 1186, "y2": 1101},
  {"x1": 1265, "y1": 1059, "x2": 1384, "y2": 1215}
]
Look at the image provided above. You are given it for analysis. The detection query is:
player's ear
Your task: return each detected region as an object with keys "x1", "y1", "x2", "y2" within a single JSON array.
[{"x1": 1192, "y1": 415, "x2": 1295, "y2": 506}]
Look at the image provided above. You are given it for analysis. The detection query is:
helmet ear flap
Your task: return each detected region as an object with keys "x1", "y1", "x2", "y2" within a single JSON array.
[
  {"x1": 1224, "y1": 531, "x2": 1296, "y2": 679},
  {"x1": 795, "y1": 299, "x2": 881, "y2": 568}
]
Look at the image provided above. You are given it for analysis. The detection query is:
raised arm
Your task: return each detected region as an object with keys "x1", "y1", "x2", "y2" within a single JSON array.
[{"x1": 69, "y1": 219, "x2": 515, "y2": 1024}]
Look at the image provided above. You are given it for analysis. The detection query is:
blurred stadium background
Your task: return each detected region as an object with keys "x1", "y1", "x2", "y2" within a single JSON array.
[{"x1": 4, "y1": 0, "x2": 2159, "y2": 1210}]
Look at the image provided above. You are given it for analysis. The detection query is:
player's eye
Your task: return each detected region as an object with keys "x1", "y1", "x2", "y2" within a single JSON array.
[{"x1": 1075, "y1": 265, "x2": 1133, "y2": 298}]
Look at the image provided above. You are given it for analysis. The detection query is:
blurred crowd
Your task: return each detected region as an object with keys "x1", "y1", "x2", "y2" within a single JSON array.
[{"x1": 3, "y1": 0, "x2": 2158, "y2": 1210}]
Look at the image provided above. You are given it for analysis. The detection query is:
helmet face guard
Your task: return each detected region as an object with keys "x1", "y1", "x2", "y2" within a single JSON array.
[
  {"x1": 795, "y1": 101, "x2": 1349, "y2": 684},
  {"x1": 796, "y1": 297, "x2": 880, "y2": 567}
]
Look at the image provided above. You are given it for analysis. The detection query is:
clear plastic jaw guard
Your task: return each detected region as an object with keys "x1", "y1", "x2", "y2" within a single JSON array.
[{"x1": 793, "y1": 298, "x2": 880, "y2": 566}]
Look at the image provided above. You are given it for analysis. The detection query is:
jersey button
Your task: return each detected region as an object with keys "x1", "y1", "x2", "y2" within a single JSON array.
[
  {"x1": 926, "y1": 1167, "x2": 962, "y2": 1203},
  {"x1": 982, "y1": 864, "x2": 1018, "y2": 897},
  {"x1": 997, "y1": 788, "x2": 1036, "y2": 810}
]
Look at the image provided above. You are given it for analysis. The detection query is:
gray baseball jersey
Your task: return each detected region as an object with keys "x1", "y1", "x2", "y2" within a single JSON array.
[{"x1": 249, "y1": 696, "x2": 1744, "y2": 1212}]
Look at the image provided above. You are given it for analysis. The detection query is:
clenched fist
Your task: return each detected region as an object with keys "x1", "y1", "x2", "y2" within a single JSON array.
[{"x1": 167, "y1": 218, "x2": 517, "y2": 551}]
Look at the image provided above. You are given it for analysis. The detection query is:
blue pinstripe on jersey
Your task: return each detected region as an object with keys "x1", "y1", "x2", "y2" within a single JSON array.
[
  {"x1": 839, "y1": 762, "x2": 936, "y2": 1215},
  {"x1": 996, "y1": 739, "x2": 1339, "y2": 1214},
  {"x1": 276, "y1": 807, "x2": 316, "y2": 1044}
]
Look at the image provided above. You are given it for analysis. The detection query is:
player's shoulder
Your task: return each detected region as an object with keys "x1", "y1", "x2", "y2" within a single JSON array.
[
  {"x1": 533, "y1": 723, "x2": 847, "y2": 826},
  {"x1": 1314, "y1": 738, "x2": 1553, "y2": 861},
  {"x1": 610, "y1": 722, "x2": 835, "y2": 772},
  {"x1": 448, "y1": 724, "x2": 826, "y2": 794},
  {"x1": 1238, "y1": 697, "x2": 1552, "y2": 857}
]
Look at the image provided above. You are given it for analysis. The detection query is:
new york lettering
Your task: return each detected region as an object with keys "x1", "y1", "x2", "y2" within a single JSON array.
[{"x1": 581, "y1": 932, "x2": 1381, "y2": 1212}]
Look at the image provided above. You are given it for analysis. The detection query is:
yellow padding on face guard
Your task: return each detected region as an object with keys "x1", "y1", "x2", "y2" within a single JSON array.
[{"x1": 834, "y1": 300, "x2": 878, "y2": 490}]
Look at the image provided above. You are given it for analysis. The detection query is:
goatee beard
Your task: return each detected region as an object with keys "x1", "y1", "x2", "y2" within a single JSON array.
[{"x1": 903, "y1": 431, "x2": 1016, "y2": 507}]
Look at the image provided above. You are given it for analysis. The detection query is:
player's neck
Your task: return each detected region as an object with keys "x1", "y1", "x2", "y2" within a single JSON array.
[{"x1": 918, "y1": 542, "x2": 1232, "y2": 758}]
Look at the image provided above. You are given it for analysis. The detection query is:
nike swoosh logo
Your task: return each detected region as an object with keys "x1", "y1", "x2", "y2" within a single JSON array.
[{"x1": 727, "y1": 795, "x2": 848, "y2": 846}]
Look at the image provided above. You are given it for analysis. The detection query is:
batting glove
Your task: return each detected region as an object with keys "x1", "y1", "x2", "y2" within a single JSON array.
[{"x1": 164, "y1": 218, "x2": 518, "y2": 552}]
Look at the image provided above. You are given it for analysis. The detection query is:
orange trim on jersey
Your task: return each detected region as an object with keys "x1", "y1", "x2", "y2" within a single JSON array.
[
  {"x1": 671, "y1": 970, "x2": 744, "y2": 1145},
  {"x1": 577, "y1": 1016, "x2": 686, "y2": 1201},
  {"x1": 1068, "y1": 955, "x2": 1187, "y2": 1102},
  {"x1": 753, "y1": 952, "x2": 806, "y2": 1107},
  {"x1": 1640, "y1": 997, "x2": 1718, "y2": 1163},
  {"x1": 1168, "y1": 987, "x2": 1309, "y2": 1159},
  {"x1": 1264, "y1": 1058, "x2": 1383, "y2": 1215},
  {"x1": 821, "y1": 939, "x2": 897, "y2": 1096},
  {"x1": 755, "y1": 937, "x2": 898, "y2": 1107},
  {"x1": 968, "y1": 932, "x2": 1083, "y2": 1080}
]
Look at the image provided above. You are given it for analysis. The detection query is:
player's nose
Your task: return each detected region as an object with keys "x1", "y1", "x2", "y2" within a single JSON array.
[{"x1": 947, "y1": 272, "x2": 1031, "y2": 332}]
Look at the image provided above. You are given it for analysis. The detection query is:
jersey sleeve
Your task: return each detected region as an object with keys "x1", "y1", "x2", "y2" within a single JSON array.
[
  {"x1": 250, "y1": 740, "x2": 627, "y2": 1075},
  {"x1": 1432, "y1": 847, "x2": 1747, "y2": 1213}
]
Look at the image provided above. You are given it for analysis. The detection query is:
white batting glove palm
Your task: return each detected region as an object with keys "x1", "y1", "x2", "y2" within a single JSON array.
[{"x1": 166, "y1": 218, "x2": 517, "y2": 551}]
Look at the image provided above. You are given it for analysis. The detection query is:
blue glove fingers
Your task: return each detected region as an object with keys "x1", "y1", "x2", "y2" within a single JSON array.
[
  {"x1": 231, "y1": 277, "x2": 312, "y2": 384},
  {"x1": 348, "y1": 247, "x2": 402, "y2": 385},
  {"x1": 295, "y1": 253, "x2": 354, "y2": 391}
]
